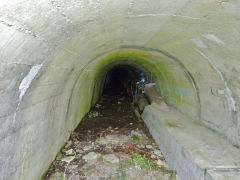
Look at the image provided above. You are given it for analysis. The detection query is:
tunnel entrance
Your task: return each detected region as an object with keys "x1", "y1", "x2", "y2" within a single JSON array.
[
  {"x1": 100, "y1": 63, "x2": 153, "y2": 107},
  {"x1": 43, "y1": 65, "x2": 176, "y2": 180},
  {"x1": 103, "y1": 65, "x2": 140, "y2": 97}
]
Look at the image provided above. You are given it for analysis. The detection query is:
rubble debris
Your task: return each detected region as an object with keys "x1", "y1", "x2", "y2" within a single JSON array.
[{"x1": 43, "y1": 94, "x2": 176, "y2": 180}]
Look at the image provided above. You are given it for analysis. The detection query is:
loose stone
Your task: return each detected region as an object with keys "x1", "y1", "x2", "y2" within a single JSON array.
[
  {"x1": 103, "y1": 154, "x2": 120, "y2": 164},
  {"x1": 146, "y1": 145, "x2": 153, "y2": 149},
  {"x1": 66, "y1": 149, "x2": 74, "y2": 155},
  {"x1": 82, "y1": 152, "x2": 101, "y2": 161},
  {"x1": 61, "y1": 156, "x2": 75, "y2": 163},
  {"x1": 83, "y1": 145, "x2": 93, "y2": 151}
]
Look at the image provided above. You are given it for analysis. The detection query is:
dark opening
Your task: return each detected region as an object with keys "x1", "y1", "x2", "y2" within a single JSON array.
[{"x1": 103, "y1": 65, "x2": 142, "y2": 98}]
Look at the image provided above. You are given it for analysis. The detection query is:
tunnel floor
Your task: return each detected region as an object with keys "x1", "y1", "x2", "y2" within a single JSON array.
[{"x1": 43, "y1": 94, "x2": 176, "y2": 180}]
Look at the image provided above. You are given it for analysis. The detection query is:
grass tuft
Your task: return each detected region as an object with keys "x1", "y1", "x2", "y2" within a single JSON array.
[
  {"x1": 131, "y1": 135, "x2": 140, "y2": 141},
  {"x1": 130, "y1": 152, "x2": 158, "y2": 170}
]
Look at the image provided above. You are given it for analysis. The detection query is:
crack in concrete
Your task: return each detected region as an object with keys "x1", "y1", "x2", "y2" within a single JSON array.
[
  {"x1": 207, "y1": 166, "x2": 240, "y2": 171},
  {"x1": 0, "y1": 18, "x2": 37, "y2": 38},
  {"x1": 0, "y1": 60, "x2": 73, "y2": 70},
  {"x1": 128, "y1": 13, "x2": 201, "y2": 20},
  {"x1": 0, "y1": 17, "x2": 65, "y2": 50},
  {"x1": 196, "y1": 49, "x2": 237, "y2": 112},
  {"x1": 0, "y1": 61, "x2": 34, "y2": 67},
  {"x1": 0, "y1": 19, "x2": 14, "y2": 27}
]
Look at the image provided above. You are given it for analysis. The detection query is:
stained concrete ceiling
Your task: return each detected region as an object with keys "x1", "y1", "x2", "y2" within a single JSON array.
[{"x1": 0, "y1": 0, "x2": 240, "y2": 179}]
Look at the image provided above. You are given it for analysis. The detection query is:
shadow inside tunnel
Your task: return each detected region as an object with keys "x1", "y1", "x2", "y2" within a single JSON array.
[{"x1": 42, "y1": 64, "x2": 175, "y2": 180}]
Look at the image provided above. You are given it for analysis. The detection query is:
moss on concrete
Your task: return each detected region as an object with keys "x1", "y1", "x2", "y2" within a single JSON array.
[{"x1": 83, "y1": 49, "x2": 200, "y2": 121}]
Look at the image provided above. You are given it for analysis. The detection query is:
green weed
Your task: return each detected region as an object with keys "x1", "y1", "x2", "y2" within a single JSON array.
[
  {"x1": 130, "y1": 152, "x2": 158, "y2": 170},
  {"x1": 131, "y1": 135, "x2": 140, "y2": 141}
]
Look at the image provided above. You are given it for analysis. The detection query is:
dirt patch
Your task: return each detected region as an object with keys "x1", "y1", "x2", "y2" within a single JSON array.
[{"x1": 42, "y1": 94, "x2": 176, "y2": 180}]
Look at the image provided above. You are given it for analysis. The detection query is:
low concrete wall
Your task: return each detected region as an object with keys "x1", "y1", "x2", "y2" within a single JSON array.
[{"x1": 142, "y1": 103, "x2": 240, "y2": 180}]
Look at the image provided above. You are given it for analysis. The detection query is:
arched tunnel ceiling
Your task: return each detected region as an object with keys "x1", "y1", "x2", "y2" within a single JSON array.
[{"x1": 0, "y1": 0, "x2": 240, "y2": 179}]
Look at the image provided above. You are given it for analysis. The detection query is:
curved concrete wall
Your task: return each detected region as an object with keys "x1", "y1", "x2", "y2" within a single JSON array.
[{"x1": 0, "y1": 0, "x2": 240, "y2": 179}]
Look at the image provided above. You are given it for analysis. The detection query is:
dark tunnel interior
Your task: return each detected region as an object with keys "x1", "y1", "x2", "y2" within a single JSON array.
[{"x1": 102, "y1": 65, "x2": 142, "y2": 98}]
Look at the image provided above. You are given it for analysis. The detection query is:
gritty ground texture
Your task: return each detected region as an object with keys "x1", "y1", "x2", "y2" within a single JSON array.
[{"x1": 42, "y1": 95, "x2": 176, "y2": 180}]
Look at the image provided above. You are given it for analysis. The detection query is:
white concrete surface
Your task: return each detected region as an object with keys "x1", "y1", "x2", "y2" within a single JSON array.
[
  {"x1": 0, "y1": 0, "x2": 240, "y2": 179},
  {"x1": 142, "y1": 102, "x2": 240, "y2": 180}
]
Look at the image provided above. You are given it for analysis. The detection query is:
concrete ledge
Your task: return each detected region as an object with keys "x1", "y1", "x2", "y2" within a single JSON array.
[{"x1": 142, "y1": 103, "x2": 240, "y2": 180}]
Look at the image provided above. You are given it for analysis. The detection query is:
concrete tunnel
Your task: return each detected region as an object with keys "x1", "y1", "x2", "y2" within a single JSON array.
[{"x1": 1, "y1": 0, "x2": 240, "y2": 179}]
